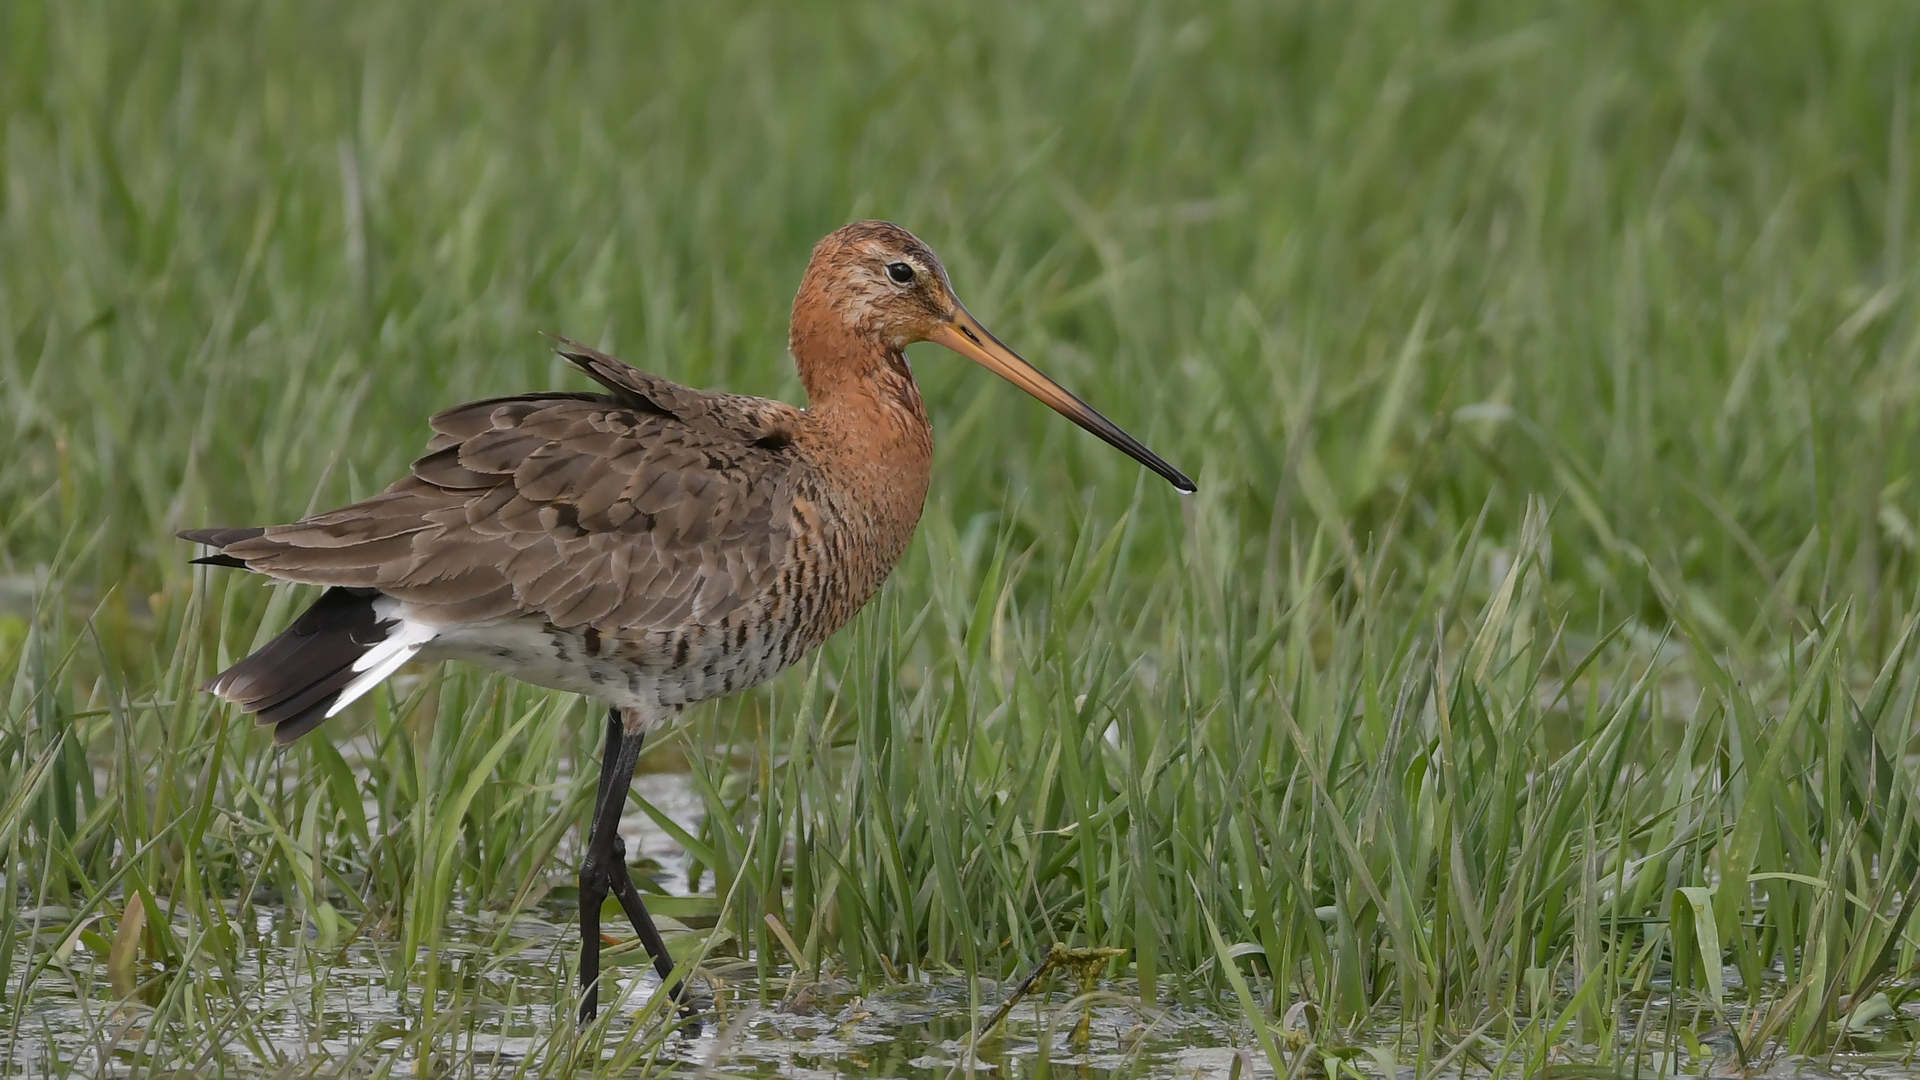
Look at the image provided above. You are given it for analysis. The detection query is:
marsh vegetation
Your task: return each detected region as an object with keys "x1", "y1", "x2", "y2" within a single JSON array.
[{"x1": 7, "y1": 1, "x2": 1920, "y2": 1075}]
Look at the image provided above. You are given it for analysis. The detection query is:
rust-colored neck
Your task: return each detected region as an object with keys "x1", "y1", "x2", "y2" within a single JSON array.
[
  {"x1": 790, "y1": 287, "x2": 932, "y2": 449},
  {"x1": 788, "y1": 282, "x2": 935, "y2": 571}
]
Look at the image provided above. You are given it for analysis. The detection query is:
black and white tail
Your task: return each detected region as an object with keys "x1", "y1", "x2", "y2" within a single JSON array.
[{"x1": 182, "y1": 529, "x2": 439, "y2": 743}]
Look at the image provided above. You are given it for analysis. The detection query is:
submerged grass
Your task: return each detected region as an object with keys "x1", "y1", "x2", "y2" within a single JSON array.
[{"x1": 8, "y1": 0, "x2": 1920, "y2": 1075}]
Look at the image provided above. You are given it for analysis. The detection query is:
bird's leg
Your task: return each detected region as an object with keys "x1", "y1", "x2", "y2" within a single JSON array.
[
  {"x1": 578, "y1": 706, "x2": 645, "y2": 1023},
  {"x1": 603, "y1": 779, "x2": 689, "y2": 1006},
  {"x1": 578, "y1": 706, "x2": 690, "y2": 1024}
]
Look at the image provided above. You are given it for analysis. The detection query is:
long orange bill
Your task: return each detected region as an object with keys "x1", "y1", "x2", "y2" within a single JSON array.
[{"x1": 927, "y1": 304, "x2": 1197, "y2": 494}]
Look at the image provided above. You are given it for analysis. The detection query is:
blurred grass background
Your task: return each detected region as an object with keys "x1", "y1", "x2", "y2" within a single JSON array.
[{"x1": 7, "y1": 0, "x2": 1920, "y2": 1075}]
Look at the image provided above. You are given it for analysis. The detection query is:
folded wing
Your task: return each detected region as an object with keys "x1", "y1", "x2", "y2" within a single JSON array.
[{"x1": 200, "y1": 340, "x2": 803, "y2": 634}]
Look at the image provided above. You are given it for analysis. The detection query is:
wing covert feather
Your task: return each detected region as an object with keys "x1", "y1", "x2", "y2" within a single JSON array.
[{"x1": 217, "y1": 352, "x2": 805, "y2": 633}]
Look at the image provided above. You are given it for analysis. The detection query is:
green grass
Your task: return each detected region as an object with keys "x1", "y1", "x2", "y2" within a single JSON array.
[{"x1": 7, "y1": 0, "x2": 1920, "y2": 1075}]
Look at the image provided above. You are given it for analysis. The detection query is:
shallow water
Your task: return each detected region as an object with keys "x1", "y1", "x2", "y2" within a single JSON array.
[
  {"x1": 7, "y1": 772, "x2": 1920, "y2": 1079},
  {"x1": 4, "y1": 891, "x2": 1265, "y2": 1078}
]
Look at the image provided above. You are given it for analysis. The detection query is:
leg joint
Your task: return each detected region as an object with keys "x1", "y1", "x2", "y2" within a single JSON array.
[{"x1": 579, "y1": 862, "x2": 610, "y2": 897}]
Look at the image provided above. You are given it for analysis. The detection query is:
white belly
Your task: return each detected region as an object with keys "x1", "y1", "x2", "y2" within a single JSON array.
[{"x1": 422, "y1": 619, "x2": 664, "y2": 712}]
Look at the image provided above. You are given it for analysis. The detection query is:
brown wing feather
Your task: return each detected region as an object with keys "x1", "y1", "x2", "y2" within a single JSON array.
[
  {"x1": 544, "y1": 335, "x2": 721, "y2": 417},
  {"x1": 216, "y1": 346, "x2": 804, "y2": 634}
]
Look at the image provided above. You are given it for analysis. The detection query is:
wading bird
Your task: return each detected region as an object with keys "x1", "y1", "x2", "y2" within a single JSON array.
[{"x1": 181, "y1": 221, "x2": 1194, "y2": 1022}]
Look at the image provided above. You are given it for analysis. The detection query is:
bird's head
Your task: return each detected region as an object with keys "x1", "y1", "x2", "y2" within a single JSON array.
[{"x1": 793, "y1": 220, "x2": 1195, "y2": 494}]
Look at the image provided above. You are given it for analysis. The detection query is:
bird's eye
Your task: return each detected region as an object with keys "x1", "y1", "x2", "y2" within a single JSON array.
[{"x1": 886, "y1": 261, "x2": 916, "y2": 284}]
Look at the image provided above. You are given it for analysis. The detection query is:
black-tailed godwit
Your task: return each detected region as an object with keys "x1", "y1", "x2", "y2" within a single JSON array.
[{"x1": 182, "y1": 220, "x2": 1194, "y2": 1021}]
